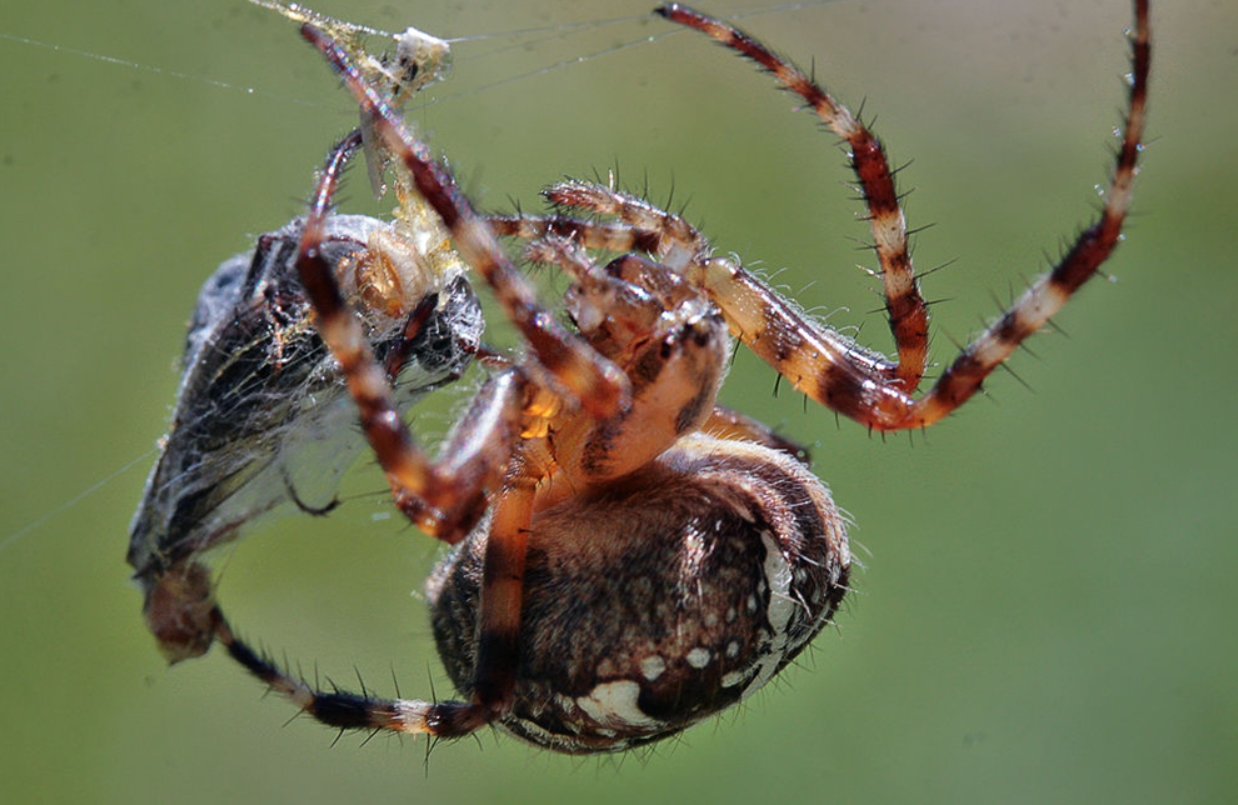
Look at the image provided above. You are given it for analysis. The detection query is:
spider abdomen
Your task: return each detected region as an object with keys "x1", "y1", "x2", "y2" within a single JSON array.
[{"x1": 428, "y1": 434, "x2": 851, "y2": 753}]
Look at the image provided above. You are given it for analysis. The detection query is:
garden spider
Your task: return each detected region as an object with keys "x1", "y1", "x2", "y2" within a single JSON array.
[{"x1": 135, "y1": 1, "x2": 1150, "y2": 754}]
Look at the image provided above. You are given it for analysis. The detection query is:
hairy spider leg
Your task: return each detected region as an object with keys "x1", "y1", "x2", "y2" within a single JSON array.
[
  {"x1": 702, "y1": 405, "x2": 811, "y2": 463},
  {"x1": 480, "y1": 208, "x2": 809, "y2": 464},
  {"x1": 212, "y1": 371, "x2": 540, "y2": 738},
  {"x1": 665, "y1": 6, "x2": 926, "y2": 390},
  {"x1": 303, "y1": 27, "x2": 630, "y2": 425},
  {"x1": 206, "y1": 127, "x2": 550, "y2": 738},
  {"x1": 654, "y1": 1, "x2": 1150, "y2": 432},
  {"x1": 194, "y1": 18, "x2": 597, "y2": 743},
  {"x1": 201, "y1": 0, "x2": 1149, "y2": 745},
  {"x1": 287, "y1": 132, "x2": 522, "y2": 540}
]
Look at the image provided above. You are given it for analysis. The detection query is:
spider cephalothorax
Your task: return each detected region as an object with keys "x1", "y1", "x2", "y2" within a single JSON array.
[{"x1": 133, "y1": 1, "x2": 1150, "y2": 753}]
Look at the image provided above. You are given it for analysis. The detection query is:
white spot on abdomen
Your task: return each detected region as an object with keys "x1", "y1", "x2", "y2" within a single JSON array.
[
  {"x1": 740, "y1": 530, "x2": 795, "y2": 700},
  {"x1": 641, "y1": 655, "x2": 667, "y2": 681},
  {"x1": 576, "y1": 680, "x2": 659, "y2": 728}
]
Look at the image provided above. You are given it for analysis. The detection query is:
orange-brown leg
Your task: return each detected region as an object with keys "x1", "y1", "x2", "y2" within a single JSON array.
[
  {"x1": 204, "y1": 23, "x2": 624, "y2": 742},
  {"x1": 704, "y1": 405, "x2": 811, "y2": 465},
  {"x1": 294, "y1": 133, "x2": 527, "y2": 538},
  {"x1": 487, "y1": 211, "x2": 677, "y2": 262},
  {"x1": 656, "y1": 3, "x2": 927, "y2": 391},
  {"x1": 304, "y1": 24, "x2": 630, "y2": 423},
  {"x1": 212, "y1": 130, "x2": 549, "y2": 728},
  {"x1": 213, "y1": 469, "x2": 541, "y2": 739},
  {"x1": 657, "y1": 1, "x2": 1150, "y2": 432}
]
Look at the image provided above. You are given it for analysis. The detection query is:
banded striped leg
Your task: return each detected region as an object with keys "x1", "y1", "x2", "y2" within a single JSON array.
[
  {"x1": 657, "y1": 2, "x2": 1150, "y2": 432},
  {"x1": 206, "y1": 22, "x2": 627, "y2": 743},
  {"x1": 486, "y1": 174, "x2": 712, "y2": 259},
  {"x1": 704, "y1": 405, "x2": 811, "y2": 464},
  {"x1": 656, "y1": 3, "x2": 926, "y2": 391},
  {"x1": 208, "y1": 129, "x2": 548, "y2": 737},
  {"x1": 295, "y1": 132, "x2": 526, "y2": 539},
  {"x1": 489, "y1": 188, "x2": 907, "y2": 389},
  {"x1": 213, "y1": 466, "x2": 541, "y2": 739},
  {"x1": 487, "y1": 210, "x2": 696, "y2": 268},
  {"x1": 542, "y1": 179, "x2": 710, "y2": 271},
  {"x1": 302, "y1": 24, "x2": 629, "y2": 423}
]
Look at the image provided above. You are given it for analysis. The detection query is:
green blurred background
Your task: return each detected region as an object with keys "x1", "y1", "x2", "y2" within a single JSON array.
[{"x1": 1, "y1": 0, "x2": 1234, "y2": 802}]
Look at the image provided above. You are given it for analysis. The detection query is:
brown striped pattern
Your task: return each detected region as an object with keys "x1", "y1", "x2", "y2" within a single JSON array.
[
  {"x1": 487, "y1": 179, "x2": 710, "y2": 269},
  {"x1": 472, "y1": 477, "x2": 537, "y2": 713},
  {"x1": 303, "y1": 25, "x2": 630, "y2": 423},
  {"x1": 889, "y1": 0, "x2": 1150, "y2": 429},
  {"x1": 657, "y1": 1, "x2": 1150, "y2": 431},
  {"x1": 293, "y1": 133, "x2": 527, "y2": 539},
  {"x1": 214, "y1": 606, "x2": 491, "y2": 737},
  {"x1": 656, "y1": 3, "x2": 927, "y2": 390},
  {"x1": 703, "y1": 405, "x2": 812, "y2": 465},
  {"x1": 487, "y1": 214, "x2": 664, "y2": 256}
]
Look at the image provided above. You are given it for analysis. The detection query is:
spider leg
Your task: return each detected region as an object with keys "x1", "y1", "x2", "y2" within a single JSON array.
[
  {"x1": 487, "y1": 213, "x2": 672, "y2": 260},
  {"x1": 657, "y1": 2, "x2": 1150, "y2": 432},
  {"x1": 523, "y1": 236, "x2": 729, "y2": 483},
  {"x1": 295, "y1": 132, "x2": 528, "y2": 539},
  {"x1": 704, "y1": 404, "x2": 811, "y2": 465},
  {"x1": 541, "y1": 179, "x2": 710, "y2": 270},
  {"x1": 227, "y1": 22, "x2": 637, "y2": 743},
  {"x1": 485, "y1": 173, "x2": 712, "y2": 263},
  {"x1": 657, "y1": 3, "x2": 928, "y2": 392},
  {"x1": 303, "y1": 24, "x2": 630, "y2": 423},
  {"x1": 204, "y1": 462, "x2": 543, "y2": 740},
  {"x1": 905, "y1": 0, "x2": 1150, "y2": 428},
  {"x1": 143, "y1": 472, "x2": 527, "y2": 736},
  {"x1": 468, "y1": 471, "x2": 537, "y2": 719},
  {"x1": 215, "y1": 608, "x2": 485, "y2": 737}
]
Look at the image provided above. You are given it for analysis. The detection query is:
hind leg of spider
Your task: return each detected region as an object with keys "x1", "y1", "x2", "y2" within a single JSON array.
[
  {"x1": 655, "y1": 1, "x2": 1150, "y2": 432},
  {"x1": 217, "y1": 27, "x2": 628, "y2": 737},
  {"x1": 702, "y1": 405, "x2": 811, "y2": 465},
  {"x1": 657, "y1": 3, "x2": 928, "y2": 391},
  {"x1": 209, "y1": 465, "x2": 542, "y2": 739},
  {"x1": 214, "y1": 609, "x2": 486, "y2": 737}
]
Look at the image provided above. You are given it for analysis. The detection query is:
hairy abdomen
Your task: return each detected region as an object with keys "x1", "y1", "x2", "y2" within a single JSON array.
[{"x1": 428, "y1": 434, "x2": 850, "y2": 753}]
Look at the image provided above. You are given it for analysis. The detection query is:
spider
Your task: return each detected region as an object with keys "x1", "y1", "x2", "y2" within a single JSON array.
[{"x1": 136, "y1": 1, "x2": 1150, "y2": 754}]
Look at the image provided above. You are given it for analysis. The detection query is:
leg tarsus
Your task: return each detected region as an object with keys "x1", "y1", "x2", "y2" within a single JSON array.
[{"x1": 213, "y1": 608, "x2": 494, "y2": 739}]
